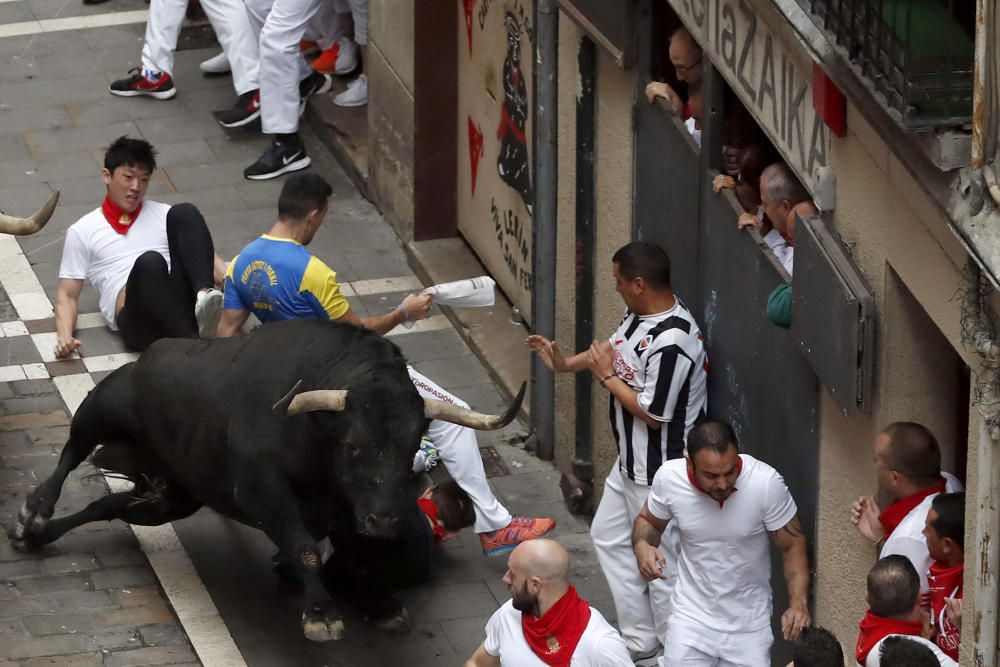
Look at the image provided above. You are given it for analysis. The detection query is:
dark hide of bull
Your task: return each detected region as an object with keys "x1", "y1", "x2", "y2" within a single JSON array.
[{"x1": 9, "y1": 319, "x2": 430, "y2": 642}]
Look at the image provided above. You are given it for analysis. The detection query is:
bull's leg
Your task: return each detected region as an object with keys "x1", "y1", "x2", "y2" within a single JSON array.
[{"x1": 12, "y1": 483, "x2": 200, "y2": 551}]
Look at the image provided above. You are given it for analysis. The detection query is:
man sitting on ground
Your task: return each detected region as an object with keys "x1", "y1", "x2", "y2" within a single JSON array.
[
  {"x1": 216, "y1": 173, "x2": 555, "y2": 556},
  {"x1": 855, "y1": 555, "x2": 957, "y2": 666},
  {"x1": 851, "y1": 422, "x2": 963, "y2": 599},
  {"x1": 924, "y1": 492, "x2": 965, "y2": 662},
  {"x1": 465, "y1": 539, "x2": 632, "y2": 666},
  {"x1": 55, "y1": 136, "x2": 226, "y2": 358}
]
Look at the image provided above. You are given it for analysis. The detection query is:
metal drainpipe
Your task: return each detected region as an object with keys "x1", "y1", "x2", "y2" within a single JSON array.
[
  {"x1": 560, "y1": 35, "x2": 597, "y2": 516},
  {"x1": 530, "y1": 0, "x2": 558, "y2": 462},
  {"x1": 965, "y1": 262, "x2": 1000, "y2": 667},
  {"x1": 970, "y1": 0, "x2": 988, "y2": 214}
]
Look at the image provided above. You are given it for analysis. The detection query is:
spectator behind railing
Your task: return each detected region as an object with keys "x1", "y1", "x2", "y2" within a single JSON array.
[
  {"x1": 923, "y1": 493, "x2": 965, "y2": 662},
  {"x1": 644, "y1": 27, "x2": 702, "y2": 116}
]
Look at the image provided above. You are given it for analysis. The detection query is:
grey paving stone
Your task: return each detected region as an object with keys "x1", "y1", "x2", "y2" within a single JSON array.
[
  {"x1": 12, "y1": 573, "x2": 90, "y2": 596},
  {"x1": 0, "y1": 74, "x2": 111, "y2": 110},
  {"x1": 40, "y1": 553, "x2": 100, "y2": 575},
  {"x1": 88, "y1": 565, "x2": 157, "y2": 590},
  {"x1": 0, "y1": 183, "x2": 58, "y2": 220},
  {"x1": 94, "y1": 627, "x2": 142, "y2": 651},
  {"x1": 80, "y1": 25, "x2": 145, "y2": 52},
  {"x1": 411, "y1": 355, "x2": 492, "y2": 391},
  {"x1": 396, "y1": 581, "x2": 499, "y2": 623},
  {"x1": 0, "y1": 335, "x2": 43, "y2": 366},
  {"x1": 0, "y1": 2, "x2": 38, "y2": 25},
  {"x1": 11, "y1": 380, "x2": 57, "y2": 397},
  {"x1": 156, "y1": 185, "x2": 250, "y2": 215},
  {"x1": 21, "y1": 611, "x2": 94, "y2": 636},
  {"x1": 439, "y1": 614, "x2": 492, "y2": 659},
  {"x1": 162, "y1": 159, "x2": 251, "y2": 192},
  {"x1": 0, "y1": 134, "x2": 31, "y2": 161},
  {"x1": 134, "y1": 112, "x2": 229, "y2": 145},
  {"x1": 205, "y1": 135, "x2": 277, "y2": 163},
  {"x1": 0, "y1": 558, "x2": 44, "y2": 578},
  {"x1": 73, "y1": 327, "x2": 128, "y2": 358},
  {"x1": 102, "y1": 644, "x2": 197, "y2": 667},
  {"x1": 23, "y1": 121, "x2": 141, "y2": 157},
  {"x1": 2, "y1": 395, "x2": 68, "y2": 417},
  {"x1": 145, "y1": 138, "x2": 218, "y2": 169},
  {"x1": 0, "y1": 153, "x2": 98, "y2": 189},
  {"x1": 342, "y1": 248, "x2": 412, "y2": 280},
  {"x1": 0, "y1": 55, "x2": 39, "y2": 83},
  {"x1": 0, "y1": 633, "x2": 97, "y2": 660},
  {"x1": 393, "y1": 329, "x2": 468, "y2": 363},
  {"x1": 31, "y1": 46, "x2": 115, "y2": 78},
  {"x1": 22, "y1": 654, "x2": 103, "y2": 667},
  {"x1": 139, "y1": 623, "x2": 189, "y2": 646}
]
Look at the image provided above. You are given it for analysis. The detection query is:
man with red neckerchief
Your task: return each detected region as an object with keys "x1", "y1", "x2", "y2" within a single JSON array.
[
  {"x1": 465, "y1": 539, "x2": 631, "y2": 666},
  {"x1": 850, "y1": 423, "x2": 963, "y2": 601},
  {"x1": 55, "y1": 136, "x2": 228, "y2": 357},
  {"x1": 854, "y1": 555, "x2": 957, "y2": 666},
  {"x1": 922, "y1": 492, "x2": 965, "y2": 662},
  {"x1": 632, "y1": 419, "x2": 811, "y2": 666}
]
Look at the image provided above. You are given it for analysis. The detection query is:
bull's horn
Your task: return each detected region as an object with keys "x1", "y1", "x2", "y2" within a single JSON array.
[
  {"x1": 272, "y1": 381, "x2": 349, "y2": 416},
  {"x1": 424, "y1": 381, "x2": 526, "y2": 430},
  {"x1": 0, "y1": 190, "x2": 59, "y2": 236}
]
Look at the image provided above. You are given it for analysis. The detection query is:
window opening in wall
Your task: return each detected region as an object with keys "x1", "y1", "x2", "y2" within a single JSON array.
[{"x1": 644, "y1": 1, "x2": 703, "y2": 150}]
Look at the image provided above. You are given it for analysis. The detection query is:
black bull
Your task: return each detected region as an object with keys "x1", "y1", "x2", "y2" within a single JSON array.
[{"x1": 8, "y1": 319, "x2": 524, "y2": 641}]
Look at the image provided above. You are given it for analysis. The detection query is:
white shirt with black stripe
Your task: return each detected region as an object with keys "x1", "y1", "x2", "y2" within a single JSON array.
[{"x1": 607, "y1": 301, "x2": 707, "y2": 486}]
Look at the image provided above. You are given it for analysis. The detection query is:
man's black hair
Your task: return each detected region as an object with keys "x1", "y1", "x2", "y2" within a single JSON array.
[
  {"x1": 930, "y1": 492, "x2": 966, "y2": 547},
  {"x1": 430, "y1": 479, "x2": 475, "y2": 532},
  {"x1": 687, "y1": 418, "x2": 739, "y2": 460},
  {"x1": 612, "y1": 241, "x2": 672, "y2": 290},
  {"x1": 104, "y1": 136, "x2": 157, "y2": 175},
  {"x1": 882, "y1": 422, "x2": 942, "y2": 487},
  {"x1": 792, "y1": 626, "x2": 844, "y2": 667},
  {"x1": 878, "y1": 636, "x2": 940, "y2": 667},
  {"x1": 867, "y1": 555, "x2": 919, "y2": 619},
  {"x1": 277, "y1": 173, "x2": 333, "y2": 221}
]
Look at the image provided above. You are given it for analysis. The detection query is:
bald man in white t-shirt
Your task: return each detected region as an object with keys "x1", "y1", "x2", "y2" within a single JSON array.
[
  {"x1": 465, "y1": 540, "x2": 632, "y2": 667},
  {"x1": 632, "y1": 419, "x2": 812, "y2": 666}
]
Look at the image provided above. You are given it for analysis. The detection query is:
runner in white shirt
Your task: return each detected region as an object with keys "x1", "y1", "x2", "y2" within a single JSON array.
[
  {"x1": 465, "y1": 539, "x2": 632, "y2": 667},
  {"x1": 55, "y1": 137, "x2": 227, "y2": 358},
  {"x1": 527, "y1": 242, "x2": 708, "y2": 664},
  {"x1": 850, "y1": 422, "x2": 963, "y2": 598},
  {"x1": 632, "y1": 419, "x2": 811, "y2": 666}
]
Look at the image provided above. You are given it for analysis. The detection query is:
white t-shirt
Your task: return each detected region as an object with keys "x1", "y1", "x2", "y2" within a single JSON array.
[
  {"x1": 762, "y1": 228, "x2": 794, "y2": 276},
  {"x1": 880, "y1": 472, "x2": 963, "y2": 597},
  {"x1": 860, "y1": 634, "x2": 958, "y2": 667},
  {"x1": 646, "y1": 454, "x2": 798, "y2": 633},
  {"x1": 685, "y1": 117, "x2": 702, "y2": 146},
  {"x1": 483, "y1": 600, "x2": 632, "y2": 666},
  {"x1": 58, "y1": 201, "x2": 171, "y2": 330}
]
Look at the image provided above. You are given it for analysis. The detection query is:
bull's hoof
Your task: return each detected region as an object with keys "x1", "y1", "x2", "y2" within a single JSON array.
[
  {"x1": 369, "y1": 607, "x2": 412, "y2": 634},
  {"x1": 8, "y1": 502, "x2": 48, "y2": 552},
  {"x1": 302, "y1": 614, "x2": 345, "y2": 643}
]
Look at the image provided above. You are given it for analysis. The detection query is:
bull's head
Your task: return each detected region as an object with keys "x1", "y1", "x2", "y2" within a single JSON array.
[
  {"x1": 0, "y1": 191, "x2": 59, "y2": 236},
  {"x1": 273, "y1": 380, "x2": 526, "y2": 539}
]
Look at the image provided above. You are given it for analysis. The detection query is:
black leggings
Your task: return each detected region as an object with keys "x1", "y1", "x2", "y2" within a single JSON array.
[{"x1": 117, "y1": 203, "x2": 215, "y2": 351}]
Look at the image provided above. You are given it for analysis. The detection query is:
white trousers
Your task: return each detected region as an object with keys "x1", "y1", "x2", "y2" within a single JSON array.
[
  {"x1": 245, "y1": 0, "x2": 322, "y2": 135},
  {"x1": 331, "y1": 0, "x2": 367, "y2": 45},
  {"x1": 407, "y1": 367, "x2": 512, "y2": 534},
  {"x1": 591, "y1": 464, "x2": 677, "y2": 655},
  {"x1": 661, "y1": 619, "x2": 772, "y2": 667},
  {"x1": 141, "y1": 0, "x2": 259, "y2": 94},
  {"x1": 303, "y1": 2, "x2": 344, "y2": 50}
]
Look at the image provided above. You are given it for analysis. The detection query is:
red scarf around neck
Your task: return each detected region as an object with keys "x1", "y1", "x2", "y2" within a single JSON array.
[
  {"x1": 687, "y1": 456, "x2": 743, "y2": 508},
  {"x1": 101, "y1": 196, "x2": 142, "y2": 235},
  {"x1": 878, "y1": 477, "x2": 947, "y2": 540},
  {"x1": 521, "y1": 586, "x2": 591, "y2": 667},
  {"x1": 855, "y1": 610, "x2": 924, "y2": 664},
  {"x1": 416, "y1": 497, "x2": 445, "y2": 543}
]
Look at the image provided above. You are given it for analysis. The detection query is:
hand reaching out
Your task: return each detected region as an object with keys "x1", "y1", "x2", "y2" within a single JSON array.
[
  {"x1": 851, "y1": 496, "x2": 885, "y2": 543},
  {"x1": 525, "y1": 335, "x2": 568, "y2": 373}
]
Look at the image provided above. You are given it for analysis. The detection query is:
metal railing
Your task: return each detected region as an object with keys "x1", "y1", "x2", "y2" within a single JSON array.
[{"x1": 800, "y1": 0, "x2": 973, "y2": 130}]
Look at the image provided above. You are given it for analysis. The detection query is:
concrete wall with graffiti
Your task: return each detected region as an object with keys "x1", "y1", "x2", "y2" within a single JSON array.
[{"x1": 458, "y1": 0, "x2": 535, "y2": 322}]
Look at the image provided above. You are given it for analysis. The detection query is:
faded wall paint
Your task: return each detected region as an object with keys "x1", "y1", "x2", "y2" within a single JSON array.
[
  {"x1": 369, "y1": 0, "x2": 415, "y2": 241},
  {"x1": 458, "y1": 0, "x2": 535, "y2": 320}
]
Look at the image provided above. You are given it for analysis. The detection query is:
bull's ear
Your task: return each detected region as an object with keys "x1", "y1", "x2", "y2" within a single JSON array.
[{"x1": 272, "y1": 380, "x2": 305, "y2": 416}]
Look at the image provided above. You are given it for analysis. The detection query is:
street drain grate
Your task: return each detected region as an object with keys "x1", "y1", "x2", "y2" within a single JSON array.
[{"x1": 480, "y1": 446, "x2": 509, "y2": 478}]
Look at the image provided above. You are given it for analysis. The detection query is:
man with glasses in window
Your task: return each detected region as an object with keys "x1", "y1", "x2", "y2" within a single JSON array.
[{"x1": 645, "y1": 27, "x2": 703, "y2": 115}]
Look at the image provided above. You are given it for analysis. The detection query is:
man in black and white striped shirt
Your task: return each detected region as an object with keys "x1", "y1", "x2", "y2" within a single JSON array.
[{"x1": 527, "y1": 241, "x2": 707, "y2": 664}]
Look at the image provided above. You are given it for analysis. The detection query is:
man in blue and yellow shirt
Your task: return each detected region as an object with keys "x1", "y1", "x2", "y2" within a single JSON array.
[{"x1": 218, "y1": 173, "x2": 555, "y2": 556}]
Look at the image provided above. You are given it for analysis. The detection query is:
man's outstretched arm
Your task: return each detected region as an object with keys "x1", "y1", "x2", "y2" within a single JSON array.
[
  {"x1": 54, "y1": 278, "x2": 84, "y2": 358},
  {"x1": 216, "y1": 308, "x2": 250, "y2": 338}
]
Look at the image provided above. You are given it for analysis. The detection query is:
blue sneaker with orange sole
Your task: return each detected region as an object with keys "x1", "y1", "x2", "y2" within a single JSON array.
[{"x1": 479, "y1": 515, "x2": 556, "y2": 556}]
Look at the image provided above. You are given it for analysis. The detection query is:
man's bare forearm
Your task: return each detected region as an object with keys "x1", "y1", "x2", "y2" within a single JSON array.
[
  {"x1": 783, "y1": 542, "x2": 810, "y2": 608},
  {"x1": 632, "y1": 514, "x2": 664, "y2": 548},
  {"x1": 54, "y1": 293, "x2": 78, "y2": 341},
  {"x1": 360, "y1": 308, "x2": 406, "y2": 336}
]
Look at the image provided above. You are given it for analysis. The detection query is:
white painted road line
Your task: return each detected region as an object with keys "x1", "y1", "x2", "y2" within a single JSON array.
[
  {"x1": 0, "y1": 9, "x2": 149, "y2": 39},
  {"x1": 0, "y1": 234, "x2": 247, "y2": 667}
]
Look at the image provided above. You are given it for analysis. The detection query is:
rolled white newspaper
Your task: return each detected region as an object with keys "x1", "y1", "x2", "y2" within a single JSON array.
[{"x1": 421, "y1": 276, "x2": 496, "y2": 308}]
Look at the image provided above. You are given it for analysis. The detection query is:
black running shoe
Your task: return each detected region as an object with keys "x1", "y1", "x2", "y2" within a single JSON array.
[
  {"x1": 244, "y1": 136, "x2": 311, "y2": 181},
  {"x1": 109, "y1": 68, "x2": 176, "y2": 100},
  {"x1": 298, "y1": 71, "x2": 332, "y2": 115},
  {"x1": 217, "y1": 89, "x2": 261, "y2": 128}
]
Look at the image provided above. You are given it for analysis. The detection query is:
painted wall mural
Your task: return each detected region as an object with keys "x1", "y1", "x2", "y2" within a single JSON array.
[{"x1": 457, "y1": 0, "x2": 534, "y2": 323}]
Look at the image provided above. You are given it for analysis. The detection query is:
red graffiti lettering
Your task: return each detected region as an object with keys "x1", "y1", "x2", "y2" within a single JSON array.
[
  {"x1": 463, "y1": 0, "x2": 475, "y2": 55},
  {"x1": 468, "y1": 117, "x2": 484, "y2": 196}
]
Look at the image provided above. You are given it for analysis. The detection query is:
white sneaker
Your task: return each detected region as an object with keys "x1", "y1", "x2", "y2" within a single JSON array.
[
  {"x1": 334, "y1": 74, "x2": 367, "y2": 108},
  {"x1": 194, "y1": 288, "x2": 223, "y2": 339},
  {"x1": 199, "y1": 51, "x2": 230, "y2": 75},
  {"x1": 335, "y1": 36, "x2": 358, "y2": 75}
]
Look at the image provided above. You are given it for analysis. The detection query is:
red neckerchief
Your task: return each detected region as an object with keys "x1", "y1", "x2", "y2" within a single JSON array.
[
  {"x1": 879, "y1": 477, "x2": 947, "y2": 540},
  {"x1": 497, "y1": 103, "x2": 527, "y2": 144},
  {"x1": 682, "y1": 101, "x2": 691, "y2": 120},
  {"x1": 928, "y1": 561, "x2": 963, "y2": 661},
  {"x1": 101, "y1": 196, "x2": 142, "y2": 235},
  {"x1": 855, "y1": 610, "x2": 924, "y2": 664},
  {"x1": 416, "y1": 497, "x2": 445, "y2": 543},
  {"x1": 687, "y1": 457, "x2": 743, "y2": 508},
  {"x1": 521, "y1": 586, "x2": 591, "y2": 667}
]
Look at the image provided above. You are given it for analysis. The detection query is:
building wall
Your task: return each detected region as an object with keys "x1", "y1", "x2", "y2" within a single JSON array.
[
  {"x1": 553, "y1": 16, "x2": 635, "y2": 497},
  {"x1": 368, "y1": 0, "x2": 415, "y2": 241}
]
